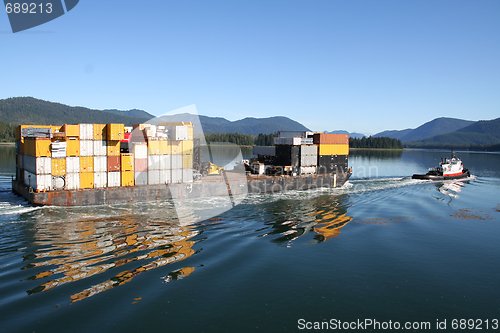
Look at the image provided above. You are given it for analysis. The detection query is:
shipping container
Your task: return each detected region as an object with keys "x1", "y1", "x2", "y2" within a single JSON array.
[
  {"x1": 107, "y1": 156, "x2": 120, "y2": 172},
  {"x1": 182, "y1": 154, "x2": 193, "y2": 169},
  {"x1": 93, "y1": 140, "x2": 107, "y2": 156},
  {"x1": 183, "y1": 169, "x2": 194, "y2": 183},
  {"x1": 80, "y1": 156, "x2": 94, "y2": 173},
  {"x1": 313, "y1": 133, "x2": 349, "y2": 145},
  {"x1": 24, "y1": 156, "x2": 52, "y2": 175},
  {"x1": 121, "y1": 171, "x2": 135, "y2": 187},
  {"x1": 145, "y1": 125, "x2": 157, "y2": 138},
  {"x1": 275, "y1": 145, "x2": 300, "y2": 168},
  {"x1": 148, "y1": 169, "x2": 161, "y2": 185},
  {"x1": 66, "y1": 138, "x2": 80, "y2": 156},
  {"x1": 80, "y1": 172, "x2": 94, "y2": 189},
  {"x1": 65, "y1": 173, "x2": 80, "y2": 190},
  {"x1": 133, "y1": 144, "x2": 148, "y2": 159},
  {"x1": 107, "y1": 172, "x2": 121, "y2": 187},
  {"x1": 134, "y1": 158, "x2": 148, "y2": 172},
  {"x1": 274, "y1": 137, "x2": 302, "y2": 146},
  {"x1": 66, "y1": 157, "x2": 80, "y2": 173},
  {"x1": 317, "y1": 155, "x2": 348, "y2": 174},
  {"x1": 93, "y1": 156, "x2": 107, "y2": 173},
  {"x1": 52, "y1": 176, "x2": 65, "y2": 190},
  {"x1": 51, "y1": 158, "x2": 66, "y2": 176},
  {"x1": 318, "y1": 144, "x2": 349, "y2": 156},
  {"x1": 135, "y1": 172, "x2": 148, "y2": 186},
  {"x1": 171, "y1": 141, "x2": 182, "y2": 155},
  {"x1": 24, "y1": 172, "x2": 52, "y2": 191},
  {"x1": 121, "y1": 153, "x2": 134, "y2": 171},
  {"x1": 299, "y1": 166, "x2": 317, "y2": 175},
  {"x1": 159, "y1": 155, "x2": 171, "y2": 170},
  {"x1": 51, "y1": 141, "x2": 67, "y2": 158},
  {"x1": 107, "y1": 124, "x2": 125, "y2": 141},
  {"x1": 171, "y1": 169, "x2": 183, "y2": 183},
  {"x1": 79, "y1": 124, "x2": 94, "y2": 140},
  {"x1": 175, "y1": 126, "x2": 188, "y2": 140},
  {"x1": 62, "y1": 124, "x2": 80, "y2": 137},
  {"x1": 159, "y1": 169, "x2": 171, "y2": 184},
  {"x1": 107, "y1": 141, "x2": 120, "y2": 156},
  {"x1": 80, "y1": 140, "x2": 94, "y2": 156},
  {"x1": 171, "y1": 155, "x2": 182, "y2": 169},
  {"x1": 253, "y1": 146, "x2": 276, "y2": 157},
  {"x1": 24, "y1": 138, "x2": 51, "y2": 157},
  {"x1": 159, "y1": 140, "x2": 170, "y2": 154},
  {"x1": 299, "y1": 144, "x2": 318, "y2": 167},
  {"x1": 147, "y1": 140, "x2": 161, "y2": 155},
  {"x1": 94, "y1": 172, "x2": 107, "y2": 188},
  {"x1": 93, "y1": 124, "x2": 106, "y2": 140},
  {"x1": 148, "y1": 155, "x2": 161, "y2": 170}
]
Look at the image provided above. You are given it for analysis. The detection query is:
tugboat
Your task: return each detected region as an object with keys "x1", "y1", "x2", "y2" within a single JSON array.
[{"x1": 412, "y1": 153, "x2": 471, "y2": 180}]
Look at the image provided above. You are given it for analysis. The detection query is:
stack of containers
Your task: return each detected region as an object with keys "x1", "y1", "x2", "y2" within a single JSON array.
[
  {"x1": 79, "y1": 124, "x2": 94, "y2": 189},
  {"x1": 51, "y1": 141, "x2": 67, "y2": 190},
  {"x1": 299, "y1": 144, "x2": 318, "y2": 175},
  {"x1": 147, "y1": 127, "x2": 161, "y2": 185},
  {"x1": 23, "y1": 137, "x2": 52, "y2": 191},
  {"x1": 134, "y1": 142, "x2": 148, "y2": 185},
  {"x1": 274, "y1": 133, "x2": 301, "y2": 174},
  {"x1": 107, "y1": 124, "x2": 124, "y2": 187},
  {"x1": 93, "y1": 124, "x2": 108, "y2": 188},
  {"x1": 121, "y1": 153, "x2": 134, "y2": 186},
  {"x1": 62, "y1": 124, "x2": 80, "y2": 190},
  {"x1": 313, "y1": 133, "x2": 349, "y2": 174},
  {"x1": 168, "y1": 123, "x2": 194, "y2": 183}
]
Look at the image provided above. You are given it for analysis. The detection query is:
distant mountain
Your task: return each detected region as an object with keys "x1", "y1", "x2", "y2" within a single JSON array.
[
  {"x1": 411, "y1": 117, "x2": 500, "y2": 147},
  {"x1": 328, "y1": 130, "x2": 365, "y2": 138},
  {"x1": 0, "y1": 97, "x2": 154, "y2": 126},
  {"x1": 375, "y1": 117, "x2": 474, "y2": 142}
]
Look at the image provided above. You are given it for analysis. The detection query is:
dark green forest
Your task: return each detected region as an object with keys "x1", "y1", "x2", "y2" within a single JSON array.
[
  {"x1": 349, "y1": 136, "x2": 403, "y2": 149},
  {"x1": 0, "y1": 122, "x2": 15, "y2": 142}
]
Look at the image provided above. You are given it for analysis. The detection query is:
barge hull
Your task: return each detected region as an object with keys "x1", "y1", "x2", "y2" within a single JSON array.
[{"x1": 12, "y1": 172, "x2": 351, "y2": 206}]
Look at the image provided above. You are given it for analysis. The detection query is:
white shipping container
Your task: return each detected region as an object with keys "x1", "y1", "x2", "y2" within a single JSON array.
[
  {"x1": 274, "y1": 137, "x2": 302, "y2": 146},
  {"x1": 182, "y1": 169, "x2": 194, "y2": 183},
  {"x1": 51, "y1": 141, "x2": 67, "y2": 158},
  {"x1": 94, "y1": 172, "x2": 107, "y2": 188},
  {"x1": 145, "y1": 125, "x2": 157, "y2": 138},
  {"x1": 80, "y1": 140, "x2": 94, "y2": 156},
  {"x1": 148, "y1": 169, "x2": 161, "y2": 185},
  {"x1": 175, "y1": 126, "x2": 188, "y2": 141},
  {"x1": 300, "y1": 154, "x2": 317, "y2": 167},
  {"x1": 171, "y1": 155, "x2": 182, "y2": 169},
  {"x1": 135, "y1": 172, "x2": 148, "y2": 186},
  {"x1": 93, "y1": 140, "x2": 107, "y2": 156},
  {"x1": 93, "y1": 156, "x2": 107, "y2": 173},
  {"x1": 159, "y1": 155, "x2": 171, "y2": 170},
  {"x1": 148, "y1": 155, "x2": 161, "y2": 170},
  {"x1": 23, "y1": 156, "x2": 52, "y2": 175},
  {"x1": 52, "y1": 176, "x2": 65, "y2": 190},
  {"x1": 300, "y1": 166, "x2": 317, "y2": 175},
  {"x1": 107, "y1": 172, "x2": 121, "y2": 187},
  {"x1": 65, "y1": 173, "x2": 80, "y2": 190},
  {"x1": 134, "y1": 144, "x2": 148, "y2": 159},
  {"x1": 159, "y1": 169, "x2": 171, "y2": 184},
  {"x1": 79, "y1": 124, "x2": 94, "y2": 140},
  {"x1": 24, "y1": 171, "x2": 52, "y2": 191},
  {"x1": 66, "y1": 157, "x2": 80, "y2": 173},
  {"x1": 171, "y1": 169, "x2": 183, "y2": 183}
]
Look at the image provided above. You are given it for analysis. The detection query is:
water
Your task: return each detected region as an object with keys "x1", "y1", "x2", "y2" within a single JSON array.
[{"x1": 1, "y1": 146, "x2": 499, "y2": 332}]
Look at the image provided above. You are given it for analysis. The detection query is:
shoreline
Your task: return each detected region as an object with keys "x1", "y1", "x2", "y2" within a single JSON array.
[{"x1": 0, "y1": 142, "x2": 15, "y2": 146}]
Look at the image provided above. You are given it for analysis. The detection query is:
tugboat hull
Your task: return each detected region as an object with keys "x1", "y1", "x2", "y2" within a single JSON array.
[{"x1": 412, "y1": 169, "x2": 470, "y2": 181}]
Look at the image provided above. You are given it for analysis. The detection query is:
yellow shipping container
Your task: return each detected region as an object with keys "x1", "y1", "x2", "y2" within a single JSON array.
[
  {"x1": 182, "y1": 140, "x2": 194, "y2": 154},
  {"x1": 93, "y1": 124, "x2": 107, "y2": 140},
  {"x1": 80, "y1": 156, "x2": 94, "y2": 172},
  {"x1": 121, "y1": 153, "x2": 134, "y2": 171},
  {"x1": 80, "y1": 172, "x2": 94, "y2": 189},
  {"x1": 51, "y1": 158, "x2": 66, "y2": 176},
  {"x1": 318, "y1": 144, "x2": 349, "y2": 156},
  {"x1": 24, "y1": 138, "x2": 51, "y2": 157},
  {"x1": 171, "y1": 141, "x2": 182, "y2": 155},
  {"x1": 107, "y1": 141, "x2": 120, "y2": 156},
  {"x1": 159, "y1": 140, "x2": 171, "y2": 154},
  {"x1": 107, "y1": 124, "x2": 125, "y2": 141},
  {"x1": 121, "y1": 171, "x2": 135, "y2": 187},
  {"x1": 187, "y1": 126, "x2": 194, "y2": 140},
  {"x1": 148, "y1": 140, "x2": 161, "y2": 155},
  {"x1": 62, "y1": 124, "x2": 80, "y2": 137},
  {"x1": 66, "y1": 138, "x2": 80, "y2": 156},
  {"x1": 183, "y1": 154, "x2": 193, "y2": 169}
]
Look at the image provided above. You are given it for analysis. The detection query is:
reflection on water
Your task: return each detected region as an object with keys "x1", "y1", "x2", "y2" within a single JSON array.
[
  {"x1": 24, "y1": 210, "x2": 198, "y2": 303},
  {"x1": 350, "y1": 149, "x2": 403, "y2": 159}
]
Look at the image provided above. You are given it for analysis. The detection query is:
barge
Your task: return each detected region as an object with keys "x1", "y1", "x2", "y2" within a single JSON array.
[{"x1": 12, "y1": 123, "x2": 352, "y2": 206}]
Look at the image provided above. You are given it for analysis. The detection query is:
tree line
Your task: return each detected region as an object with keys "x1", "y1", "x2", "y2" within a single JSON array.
[
  {"x1": 0, "y1": 122, "x2": 15, "y2": 142},
  {"x1": 349, "y1": 136, "x2": 403, "y2": 149},
  {"x1": 205, "y1": 132, "x2": 277, "y2": 146}
]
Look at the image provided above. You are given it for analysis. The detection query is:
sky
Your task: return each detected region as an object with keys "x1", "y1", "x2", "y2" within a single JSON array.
[{"x1": 1, "y1": 0, "x2": 499, "y2": 134}]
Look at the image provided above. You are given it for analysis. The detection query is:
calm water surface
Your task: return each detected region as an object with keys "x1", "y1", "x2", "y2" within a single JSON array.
[{"x1": 0, "y1": 146, "x2": 499, "y2": 332}]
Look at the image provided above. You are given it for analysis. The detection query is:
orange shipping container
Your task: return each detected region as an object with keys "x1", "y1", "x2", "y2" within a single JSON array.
[
  {"x1": 93, "y1": 124, "x2": 107, "y2": 140},
  {"x1": 121, "y1": 171, "x2": 135, "y2": 187},
  {"x1": 80, "y1": 172, "x2": 94, "y2": 189},
  {"x1": 66, "y1": 138, "x2": 80, "y2": 156},
  {"x1": 107, "y1": 141, "x2": 120, "y2": 156},
  {"x1": 51, "y1": 158, "x2": 66, "y2": 176},
  {"x1": 107, "y1": 124, "x2": 125, "y2": 141},
  {"x1": 80, "y1": 156, "x2": 94, "y2": 172},
  {"x1": 313, "y1": 133, "x2": 349, "y2": 145},
  {"x1": 62, "y1": 124, "x2": 80, "y2": 137},
  {"x1": 121, "y1": 154, "x2": 134, "y2": 171},
  {"x1": 107, "y1": 156, "x2": 121, "y2": 172},
  {"x1": 24, "y1": 138, "x2": 51, "y2": 157}
]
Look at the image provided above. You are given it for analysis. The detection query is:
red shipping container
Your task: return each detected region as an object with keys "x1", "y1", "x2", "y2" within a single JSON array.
[
  {"x1": 313, "y1": 133, "x2": 349, "y2": 145},
  {"x1": 107, "y1": 156, "x2": 121, "y2": 172},
  {"x1": 134, "y1": 158, "x2": 148, "y2": 172}
]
